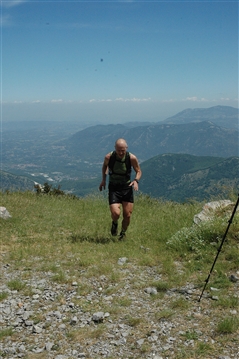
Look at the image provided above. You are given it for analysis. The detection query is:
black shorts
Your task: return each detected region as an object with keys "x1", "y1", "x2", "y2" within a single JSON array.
[{"x1": 108, "y1": 185, "x2": 134, "y2": 205}]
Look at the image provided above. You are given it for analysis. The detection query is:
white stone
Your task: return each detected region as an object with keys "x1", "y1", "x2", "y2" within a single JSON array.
[
  {"x1": 0, "y1": 207, "x2": 11, "y2": 219},
  {"x1": 194, "y1": 200, "x2": 234, "y2": 224}
]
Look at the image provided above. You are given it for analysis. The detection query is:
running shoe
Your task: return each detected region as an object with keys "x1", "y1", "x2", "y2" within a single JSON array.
[
  {"x1": 118, "y1": 231, "x2": 126, "y2": 241},
  {"x1": 111, "y1": 221, "x2": 118, "y2": 236}
]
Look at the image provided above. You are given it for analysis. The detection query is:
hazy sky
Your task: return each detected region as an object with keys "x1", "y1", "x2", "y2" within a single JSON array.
[{"x1": 1, "y1": 0, "x2": 238, "y2": 124}]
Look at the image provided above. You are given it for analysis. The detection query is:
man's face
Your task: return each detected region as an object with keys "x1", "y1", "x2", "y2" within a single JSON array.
[{"x1": 115, "y1": 143, "x2": 127, "y2": 159}]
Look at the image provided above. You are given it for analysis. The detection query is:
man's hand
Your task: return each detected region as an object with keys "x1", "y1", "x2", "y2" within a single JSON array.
[
  {"x1": 129, "y1": 180, "x2": 139, "y2": 191},
  {"x1": 99, "y1": 180, "x2": 106, "y2": 191}
]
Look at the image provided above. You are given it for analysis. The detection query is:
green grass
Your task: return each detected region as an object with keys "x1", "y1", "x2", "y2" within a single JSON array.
[
  {"x1": 1, "y1": 190, "x2": 239, "y2": 358},
  {"x1": 0, "y1": 328, "x2": 13, "y2": 339},
  {"x1": 181, "y1": 329, "x2": 199, "y2": 340},
  {"x1": 0, "y1": 292, "x2": 8, "y2": 301},
  {"x1": 125, "y1": 315, "x2": 142, "y2": 327},
  {"x1": 1, "y1": 191, "x2": 238, "y2": 289},
  {"x1": 216, "y1": 316, "x2": 239, "y2": 334},
  {"x1": 7, "y1": 279, "x2": 26, "y2": 291}
]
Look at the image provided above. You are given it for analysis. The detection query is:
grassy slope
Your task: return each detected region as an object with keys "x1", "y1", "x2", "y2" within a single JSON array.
[
  {"x1": 1, "y1": 190, "x2": 238, "y2": 282},
  {"x1": 1, "y1": 191, "x2": 201, "y2": 263},
  {"x1": 1, "y1": 191, "x2": 239, "y2": 357}
]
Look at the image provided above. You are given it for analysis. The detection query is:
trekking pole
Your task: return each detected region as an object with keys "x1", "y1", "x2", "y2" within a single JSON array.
[{"x1": 198, "y1": 193, "x2": 239, "y2": 302}]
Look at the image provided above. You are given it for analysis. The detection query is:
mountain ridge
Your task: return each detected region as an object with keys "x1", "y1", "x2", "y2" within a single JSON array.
[
  {"x1": 161, "y1": 105, "x2": 238, "y2": 129},
  {"x1": 0, "y1": 170, "x2": 35, "y2": 192},
  {"x1": 1, "y1": 154, "x2": 238, "y2": 203},
  {"x1": 140, "y1": 154, "x2": 239, "y2": 202},
  {"x1": 1, "y1": 105, "x2": 238, "y2": 201},
  {"x1": 63, "y1": 120, "x2": 238, "y2": 163}
]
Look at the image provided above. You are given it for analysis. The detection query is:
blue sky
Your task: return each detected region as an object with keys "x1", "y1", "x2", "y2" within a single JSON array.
[{"x1": 1, "y1": 0, "x2": 238, "y2": 124}]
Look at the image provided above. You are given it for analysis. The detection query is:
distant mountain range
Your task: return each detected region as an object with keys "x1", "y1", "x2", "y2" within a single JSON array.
[
  {"x1": 58, "y1": 105, "x2": 238, "y2": 165},
  {"x1": 1, "y1": 105, "x2": 238, "y2": 202},
  {"x1": 1, "y1": 154, "x2": 238, "y2": 202},
  {"x1": 161, "y1": 105, "x2": 238, "y2": 129},
  {"x1": 139, "y1": 154, "x2": 239, "y2": 202},
  {"x1": 63, "y1": 119, "x2": 237, "y2": 164},
  {"x1": 0, "y1": 170, "x2": 35, "y2": 192}
]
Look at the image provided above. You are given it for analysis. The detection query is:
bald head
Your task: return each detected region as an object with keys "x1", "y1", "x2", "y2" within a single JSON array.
[
  {"x1": 115, "y1": 138, "x2": 128, "y2": 158},
  {"x1": 115, "y1": 138, "x2": 128, "y2": 148}
]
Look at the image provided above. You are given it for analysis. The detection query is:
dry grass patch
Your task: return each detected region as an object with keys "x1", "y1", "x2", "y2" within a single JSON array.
[
  {"x1": 155, "y1": 309, "x2": 174, "y2": 321},
  {"x1": 67, "y1": 324, "x2": 107, "y2": 342}
]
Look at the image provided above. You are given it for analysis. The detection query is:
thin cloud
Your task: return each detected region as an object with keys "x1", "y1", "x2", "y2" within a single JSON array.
[
  {"x1": 183, "y1": 97, "x2": 209, "y2": 102},
  {"x1": 163, "y1": 97, "x2": 213, "y2": 103},
  {"x1": 0, "y1": 14, "x2": 12, "y2": 27},
  {"x1": 51, "y1": 99, "x2": 63, "y2": 103},
  {"x1": 116, "y1": 97, "x2": 151, "y2": 102},
  {"x1": 89, "y1": 97, "x2": 151, "y2": 103},
  {"x1": 1, "y1": 0, "x2": 27, "y2": 27},
  {"x1": 89, "y1": 99, "x2": 114, "y2": 103},
  {"x1": 184, "y1": 96, "x2": 198, "y2": 102},
  {"x1": 2, "y1": 0, "x2": 27, "y2": 8}
]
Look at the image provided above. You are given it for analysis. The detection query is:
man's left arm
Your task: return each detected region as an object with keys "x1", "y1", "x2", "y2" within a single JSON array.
[{"x1": 129, "y1": 154, "x2": 142, "y2": 191}]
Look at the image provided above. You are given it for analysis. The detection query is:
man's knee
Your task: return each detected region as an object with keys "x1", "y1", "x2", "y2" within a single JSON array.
[
  {"x1": 110, "y1": 205, "x2": 121, "y2": 218},
  {"x1": 113, "y1": 212, "x2": 120, "y2": 220},
  {"x1": 123, "y1": 209, "x2": 132, "y2": 220}
]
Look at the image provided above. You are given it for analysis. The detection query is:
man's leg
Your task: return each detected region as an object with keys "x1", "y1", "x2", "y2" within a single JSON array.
[
  {"x1": 110, "y1": 203, "x2": 121, "y2": 236},
  {"x1": 121, "y1": 201, "x2": 134, "y2": 232},
  {"x1": 110, "y1": 203, "x2": 121, "y2": 222}
]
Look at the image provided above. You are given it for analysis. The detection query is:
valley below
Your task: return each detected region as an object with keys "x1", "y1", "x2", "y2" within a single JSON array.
[{"x1": 1, "y1": 106, "x2": 238, "y2": 201}]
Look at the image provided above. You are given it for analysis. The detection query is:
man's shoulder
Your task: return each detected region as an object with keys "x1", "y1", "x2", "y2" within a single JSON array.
[{"x1": 129, "y1": 153, "x2": 136, "y2": 160}]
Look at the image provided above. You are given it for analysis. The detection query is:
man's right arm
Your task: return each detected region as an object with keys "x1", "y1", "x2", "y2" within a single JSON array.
[{"x1": 99, "y1": 154, "x2": 110, "y2": 191}]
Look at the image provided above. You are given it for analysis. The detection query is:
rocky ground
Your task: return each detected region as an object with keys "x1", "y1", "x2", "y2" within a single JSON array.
[{"x1": 0, "y1": 255, "x2": 239, "y2": 359}]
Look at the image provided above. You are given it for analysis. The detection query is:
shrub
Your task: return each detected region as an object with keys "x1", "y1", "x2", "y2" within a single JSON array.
[
  {"x1": 216, "y1": 316, "x2": 239, "y2": 334},
  {"x1": 7, "y1": 279, "x2": 26, "y2": 291},
  {"x1": 0, "y1": 328, "x2": 13, "y2": 339},
  {"x1": 166, "y1": 218, "x2": 227, "y2": 254},
  {"x1": 34, "y1": 182, "x2": 77, "y2": 198},
  {"x1": 0, "y1": 292, "x2": 8, "y2": 301}
]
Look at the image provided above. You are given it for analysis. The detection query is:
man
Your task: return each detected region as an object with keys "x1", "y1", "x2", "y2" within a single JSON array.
[{"x1": 99, "y1": 138, "x2": 142, "y2": 240}]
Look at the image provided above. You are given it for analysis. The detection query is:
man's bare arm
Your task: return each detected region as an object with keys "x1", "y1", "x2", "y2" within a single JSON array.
[
  {"x1": 129, "y1": 154, "x2": 142, "y2": 191},
  {"x1": 99, "y1": 153, "x2": 110, "y2": 191}
]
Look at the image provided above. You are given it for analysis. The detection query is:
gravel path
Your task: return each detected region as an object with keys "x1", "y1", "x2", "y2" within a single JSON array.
[{"x1": 0, "y1": 256, "x2": 239, "y2": 359}]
